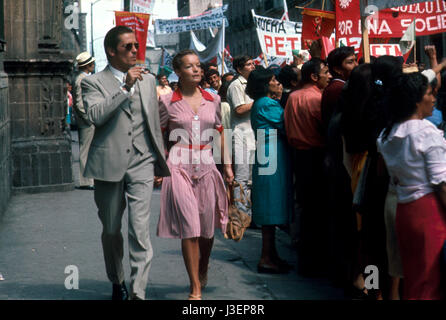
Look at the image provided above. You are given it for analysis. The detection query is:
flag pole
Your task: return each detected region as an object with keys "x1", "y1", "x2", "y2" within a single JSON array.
[
  {"x1": 414, "y1": 21, "x2": 417, "y2": 64},
  {"x1": 222, "y1": 18, "x2": 225, "y2": 75},
  {"x1": 361, "y1": 0, "x2": 371, "y2": 63}
]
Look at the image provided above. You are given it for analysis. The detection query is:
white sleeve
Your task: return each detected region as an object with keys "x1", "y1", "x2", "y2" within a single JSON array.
[
  {"x1": 419, "y1": 127, "x2": 446, "y2": 185},
  {"x1": 422, "y1": 69, "x2": 436, "y2": 83}
]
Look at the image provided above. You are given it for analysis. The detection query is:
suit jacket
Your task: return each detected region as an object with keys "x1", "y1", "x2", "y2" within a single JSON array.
[
  {"x1": 73, "y1": 72, "x2": 92, "y2": 129},
  {"x1": 81, "y1": 65, "x2": 170, "y2": 181}
]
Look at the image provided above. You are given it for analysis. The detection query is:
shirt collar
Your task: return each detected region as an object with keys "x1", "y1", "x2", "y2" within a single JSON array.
[
  {"x1": 302, "y1": 83, "x2": 323, "y2": 93},
  {"x1": 171, "y1": 87, "x2": 214, "y2": 103},
  {"x1": 238, "y1": 75, "x2": 248, "y2": 84},
  {"x1": 108, "y1": 65, "x2": 126, "y2": 84}
]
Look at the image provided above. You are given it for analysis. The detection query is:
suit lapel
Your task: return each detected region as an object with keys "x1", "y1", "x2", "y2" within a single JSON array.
[
  {"x1": 98, "y1": 66, "x2": 132, "y2": 117},
  {"x1": 137, "y1": 78, "x2": 151, "y2": 120}
]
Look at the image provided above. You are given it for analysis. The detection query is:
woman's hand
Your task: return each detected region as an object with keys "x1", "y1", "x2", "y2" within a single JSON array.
[{"x1": 223, "y1": 164, "x2": 234, "y2": 185}]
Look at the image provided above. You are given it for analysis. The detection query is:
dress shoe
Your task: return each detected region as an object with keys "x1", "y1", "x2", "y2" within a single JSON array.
[
  {"x1": 76, "y1": 185, "x2": 95, "y2": 191},
  {"x1": 112, "y1": 282, "x2": 129, "y2": 301}
]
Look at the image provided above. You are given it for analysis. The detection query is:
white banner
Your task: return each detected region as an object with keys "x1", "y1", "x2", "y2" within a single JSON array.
[
  {"x1": 131, "y1": 0, "x2": 155, "y2": 14},
  {"x1": 155, "y1": 5, "x2": 228, "y2": 35},
  {"x1": 252, "y1": 10, "x2": 302, "y2": 59}
]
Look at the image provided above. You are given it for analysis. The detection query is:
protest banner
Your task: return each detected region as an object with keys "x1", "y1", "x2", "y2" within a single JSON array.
[
  {"x1": 251, "y1": 10, "x2": 302, "y2": 59},
  {"x1": 369, "y1": 44, "x2": 403, "y2": 57},
  {"x1": 363, "y1": 0, "x2": 436, "y2": 11},
  {"x1": 115, "y1": 11, "x2": 150, "y2": 64},
  {"x1": 336, "y1": 0, "x2": 446, "y2": 40},
  {"x1": 131, "y1": 0, "x2": 155, "y2": 14},
  {"x1": 155, "y1": 5, "x2": 228, "y2": 35},
  {"x1": 301, "y1": 8, "x2": 336, "y2": 50}
]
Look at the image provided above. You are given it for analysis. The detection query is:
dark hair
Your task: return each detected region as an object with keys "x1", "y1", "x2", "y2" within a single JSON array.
[
  {"x1": 172, "y1": 49, "x2": 199, "y2": 71},
  {"x1": 340, "y1": 63, "x2": 375, "y2": 153},
  {"x1": 373, "y1": 55, "x2": 403, "y2": 88},
  {"x1": 203, "y1": 62, "x2": 218, "y2": 73},
  {"x1": 301, "y1": 58, "x2": 326, "y2": 84},
  {"x1": 205, "y1": 69, "x2": 220, "y2": 82},
  {"x1": 245, "y1": 68, "x2": 274, "y2": 100},
  {"x1": 222, "y1": 72, "x2": 234, "y2": 84},
  {"x1": 156, "y1": 73, "x2": 167, "y2": 81},
  {"x1": 233, "y1": 55, "x2": 252, "y2": 74},
  {"x1": 169, "y1": 81, "x2": 178, "y2": 91},
  {"x1": 218, "y1": 80, "x2": 231, "y2": 102},
  {"x1": 277, "y1": 65, "x2": 301, "y2": 89},
  {"x1": 382, "y1": 72, "x2": 429, "y2": 140},
  {"x1": 104, "y1": 26, "x2": 134, "y2": 61},
  {"x1": 327, "y1": 46, "x2": 355, "y2": 79}
]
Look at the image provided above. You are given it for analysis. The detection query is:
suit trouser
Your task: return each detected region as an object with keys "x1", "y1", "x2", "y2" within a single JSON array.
[
  {"x1": 78, "y1": 125, "x2": 95, "y2": 187},
  {"x1": 94, "y1": 148, "x2": 154, "y2": 299}
]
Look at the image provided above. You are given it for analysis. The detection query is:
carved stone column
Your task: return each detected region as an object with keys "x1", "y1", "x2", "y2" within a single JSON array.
[{"x1": 4, "y1": 0, "x2": 74, "y2": 193}]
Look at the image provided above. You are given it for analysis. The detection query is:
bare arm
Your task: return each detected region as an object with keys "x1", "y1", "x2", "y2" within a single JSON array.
[
  {"x1": 234, "y1": 102, "x2": 254, "y2": 116},
  {"x1": 434, "y1": 182, "x2": 446, "y2": 211}
]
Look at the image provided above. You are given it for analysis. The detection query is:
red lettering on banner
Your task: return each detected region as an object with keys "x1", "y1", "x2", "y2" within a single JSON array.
[
  {"x1": 286, "y1": 37, "x2": 300, "y2": 50},
  {"x1": 264, "y1": 35, "x2": 273, "y2": 54},
  {"x1": 336, "y1": 0, "x2": 446, "y2": 39},
  {"x1": 275, "y1": 37, "x2": 285, "y2": 55}
]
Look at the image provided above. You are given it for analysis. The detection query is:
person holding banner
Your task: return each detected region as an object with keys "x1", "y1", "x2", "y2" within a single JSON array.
[
  {"x1": 156, "y1": 49, "x2": 234, "y2": 300},
  {"x1": 81, "y1": 26, "x2": 170, "y2": 300}
]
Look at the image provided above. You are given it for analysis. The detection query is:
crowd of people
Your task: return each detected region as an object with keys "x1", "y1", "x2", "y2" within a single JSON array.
[
  {"x1": 155, "y1": 45, "x2": 446, "y2": 301},
  {"x1": 75, "y1": 25, "x2": 446, "y2": 301}
]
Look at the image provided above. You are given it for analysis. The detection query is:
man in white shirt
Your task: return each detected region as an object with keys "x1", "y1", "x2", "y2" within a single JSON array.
[{"x1": 227, "y1": 55, "x2": 256, "y2": 217}]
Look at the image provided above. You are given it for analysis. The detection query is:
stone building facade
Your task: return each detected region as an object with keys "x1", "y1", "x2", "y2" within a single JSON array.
[
  {"x1": 3, "y1": 0, "x2": 77, "y2": 195},
  {"x1": 0, "y1": 0, "x2": 10, "y2": 216}
]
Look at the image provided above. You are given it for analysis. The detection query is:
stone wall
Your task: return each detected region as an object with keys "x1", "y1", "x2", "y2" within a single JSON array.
[
  {"x1": 4, "y1": 0, "x2": 74, "y2": 194},
  {"x1": 0, "y1": 58, "x2": 10, "y2": 215}
]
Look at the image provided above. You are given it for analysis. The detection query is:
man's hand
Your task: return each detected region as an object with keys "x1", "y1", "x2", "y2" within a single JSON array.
[
  {"x1": 125, "y1": 66, "x2": 148, "y2": 89},
  {"x1": 424, "y1": 45, "x2": 437, "y2": 59},
  {"x1": 154, "y1": 176, "x2": 163, "y2": 187}
]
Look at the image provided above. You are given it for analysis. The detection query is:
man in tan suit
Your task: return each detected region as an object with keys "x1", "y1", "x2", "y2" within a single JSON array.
[
  {"x1": 73, "y1": 52, "x2": 95, "y2": 190},
  {"x1": 81, "y1": 26, "x2": 170, "y2": 300}
]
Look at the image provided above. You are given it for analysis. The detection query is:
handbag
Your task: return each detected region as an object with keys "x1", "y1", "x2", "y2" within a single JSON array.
[{"x1": 224, "y1": 182, "x2": 252, "y2": 242}]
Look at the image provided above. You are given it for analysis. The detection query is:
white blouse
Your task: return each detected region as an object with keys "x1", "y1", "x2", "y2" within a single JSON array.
[{"x1": 377, "y1": 119, "x2": 446, "y2": 203}]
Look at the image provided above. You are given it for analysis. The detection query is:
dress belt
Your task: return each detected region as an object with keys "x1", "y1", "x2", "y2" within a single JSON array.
[{"x1": 174, "y1": 143, "x2": 212, "y2": 150}]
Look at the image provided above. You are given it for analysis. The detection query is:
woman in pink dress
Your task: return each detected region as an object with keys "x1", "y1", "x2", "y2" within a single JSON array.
[{"x1": 156, "y1": 50, "x2": 234, "y2": 300}]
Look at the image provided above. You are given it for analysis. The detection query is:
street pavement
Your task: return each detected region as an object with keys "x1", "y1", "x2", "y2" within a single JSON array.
[{"x1": 0, "y1": 130, "x2": 345, "y2": 300}]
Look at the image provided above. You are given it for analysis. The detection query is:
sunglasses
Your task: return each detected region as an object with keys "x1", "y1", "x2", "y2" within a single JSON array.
[{"x1": 124, "y1": 42, "x2": 140, "y2": 51}]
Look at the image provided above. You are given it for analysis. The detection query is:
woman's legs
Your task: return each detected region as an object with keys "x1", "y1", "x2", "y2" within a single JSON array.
[
  {"x1": 198, "y1": 237, "x2": 214, "y2": 287},
  {"x1": 260, "y1": 225, "x2": 276, "y2": 266},
  {"x1": 388, "y1": 277, "x2": 401, "y2": 300},
  {"x1": 181, "y1": 238, "x2": 201, "y2": 298}
]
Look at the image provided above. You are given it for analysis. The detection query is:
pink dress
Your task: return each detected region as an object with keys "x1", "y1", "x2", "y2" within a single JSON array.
[{"x1": 156, "y1": 88, "x2": 228, "y2": 239}]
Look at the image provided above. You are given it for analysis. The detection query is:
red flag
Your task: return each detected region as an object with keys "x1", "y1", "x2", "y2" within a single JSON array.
[
  {"x1": 320, "y1": 36, "x2": 335, "y2": 60},
  {"x1": 301, "y1": 8, "x2": 335, "y2": 50},
  {"x1": 115, "y1": 11, "x2": 150, "y2": 64}
]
